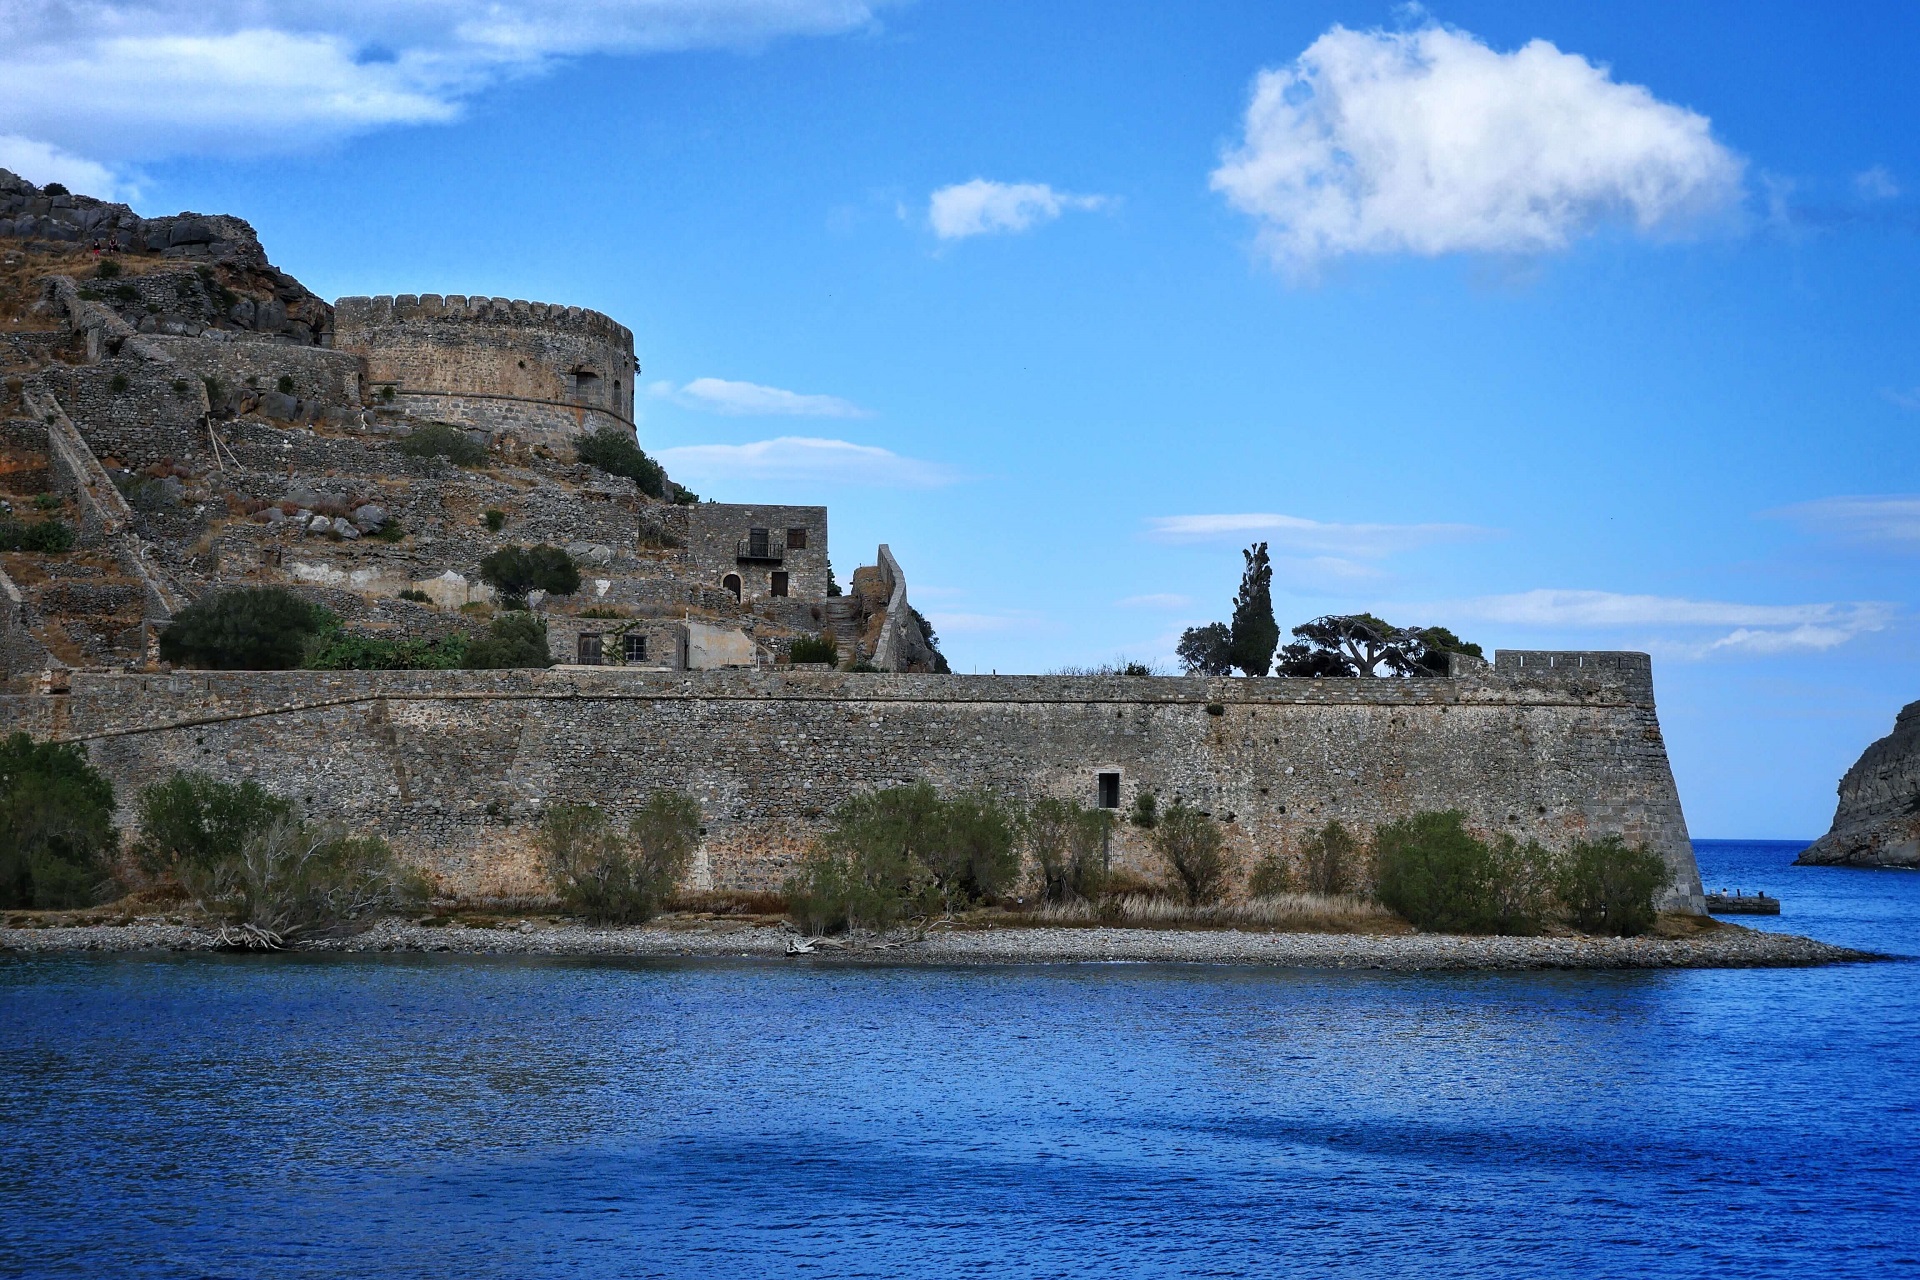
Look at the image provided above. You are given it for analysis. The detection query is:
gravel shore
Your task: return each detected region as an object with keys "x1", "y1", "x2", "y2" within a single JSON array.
[{"x1": 0, "y1": 917, "x2": 1880, "y2": 969}]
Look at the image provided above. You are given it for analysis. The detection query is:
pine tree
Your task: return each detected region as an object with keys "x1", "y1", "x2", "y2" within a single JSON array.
[{"x1": 1227, "y1": 541, "x2": 1278, "y2": 677}]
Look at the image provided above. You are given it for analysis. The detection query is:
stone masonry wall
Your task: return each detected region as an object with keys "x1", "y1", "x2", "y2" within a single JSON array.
[
  {"x1": 1, "y1": 652, "x2": 1704, "y2": 912},
  {"x1": 332, "y1": 295, "x2": 636, "y2": 451}
]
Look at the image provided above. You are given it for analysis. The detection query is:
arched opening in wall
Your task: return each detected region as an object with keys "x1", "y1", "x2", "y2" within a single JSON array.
[
  {"x1": 570, "y1": 367, "x2": 601, "y2": 403},
  {"x1": 723, "y1": 573, "x2": 741, "y2": 601}
]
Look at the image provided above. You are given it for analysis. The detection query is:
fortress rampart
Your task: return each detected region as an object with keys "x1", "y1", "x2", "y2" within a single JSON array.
[
  {"x1": 1, "y1": 652, "x2": 1703, "y2": 912},
  {"x1": 331, "y1": 294, "x2": 637, "y2": 450}
]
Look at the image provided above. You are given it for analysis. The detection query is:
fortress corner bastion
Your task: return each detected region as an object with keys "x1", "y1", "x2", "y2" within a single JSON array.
[{"x1": 331, "y1": 294, "x2": 637, "y2": 450}]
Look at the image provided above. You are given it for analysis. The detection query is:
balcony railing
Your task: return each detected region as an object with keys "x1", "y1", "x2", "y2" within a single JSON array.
[{"x1": 735, "y1": 535, "x2": 785, "y2": 562}]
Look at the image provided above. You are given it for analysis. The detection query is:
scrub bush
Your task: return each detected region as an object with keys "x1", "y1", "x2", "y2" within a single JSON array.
[
  {"x1": 0, "y1": 518, "x2": 75, "y2": 552},
  {"x1": 539, "y1": 792, "x2": 701, "y2": 925},
  {"x1": 478, "y1": 544, "x2": 579, "y2": 608},
  {"x1": 788, "y1": 634, "x2": 838, "y2": 664},
  {"x1": 1374, "y1": 811, "x2": 1557, "y2": 934},
  {"x1": 1558, "y1": 837, "x2": 1668, "y2": 936},
  {"x1": 575, "y1": 425, "x2": 667, "y2": 498},
  {"x1": 1155, "y1": 801, "x2": 1229, "y2": 906},
  {"x1": 1300, "y1": 819, "x2": 1364, "y2": 896},
  {"x1": 0, "y1": 734, "x2": 116, "y2": 909},
  {"x1": 396, "y1": 422, "x2": 486, "y2": 466},
  {"x1": 1025, "y1": 796, "x2": 1112, "y2": 904},
  {"x1": 159, "y1": 587, "x2": 329, "y2": 670},
  {"x1": 464, "y1": 611, "x2": 554, "y2": 668}
]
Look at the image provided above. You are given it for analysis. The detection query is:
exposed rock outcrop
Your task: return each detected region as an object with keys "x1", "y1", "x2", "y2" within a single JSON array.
[{"x1": 1797, "y1": 701, "x2": 1920, "y2": 868}]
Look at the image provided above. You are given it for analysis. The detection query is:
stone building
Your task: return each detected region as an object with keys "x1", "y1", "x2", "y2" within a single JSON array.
[{"x1": 332, "y1": 293, "x2": 637, "y2": 451}]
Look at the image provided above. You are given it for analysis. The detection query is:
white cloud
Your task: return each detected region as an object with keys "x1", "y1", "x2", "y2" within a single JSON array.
[
  {"x1": 1210, "y1": 22, "x2": 1744, "y2": 272},
  {"x1": 652, "y1": 377, "x2": 871, "y2": 418},
  {"x1": 1769, "y1": 494, "x2": 1920, "y2": 546},
  {"x1": 654, "y1": 436, "x2": 955, "y2": 487},
  {"x1": 0, "y1": 1, "x2": 890, "y2": 183},
  {"x1": 1145, "y1": 512, "x2": 1492, "y2": 558},
  {"x1": 1880, "y1": 388, "x2": 1920, "y2": 411},
  {"x1": 1855, "y1": 165, "x2": 1900, "y2": 201},
  {"x1": 0, "y1": 134, "x2": 126, "y2": 198},
  {"x1": 1117, "y1": 593, "x2": 1192, "y2": 609},
  {"x1": 1437, "y1": 588, "x2": 1892, "y2": 658},
  {"x1": 928, "y1": 180, "x2": 1109, "y2": 239}
]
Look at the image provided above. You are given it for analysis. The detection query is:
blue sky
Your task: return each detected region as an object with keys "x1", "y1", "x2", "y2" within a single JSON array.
[{"x1": 4, "y1": 0, "x2": 1916, "y2": 838}]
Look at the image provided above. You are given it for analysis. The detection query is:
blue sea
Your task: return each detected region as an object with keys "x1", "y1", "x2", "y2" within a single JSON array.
[{"x1": 3, "y1": 840, "x2": 1917, "y2": 1279}]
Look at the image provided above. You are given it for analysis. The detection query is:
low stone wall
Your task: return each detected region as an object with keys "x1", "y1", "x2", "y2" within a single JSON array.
[{"x1": 1, "y1": 654, "x2": 1703, "y2": 911}]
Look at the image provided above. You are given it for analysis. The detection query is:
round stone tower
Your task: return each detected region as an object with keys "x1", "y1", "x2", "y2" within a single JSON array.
[{"x1": 331, "y1": 293, "x2": 637, "y2": 451}]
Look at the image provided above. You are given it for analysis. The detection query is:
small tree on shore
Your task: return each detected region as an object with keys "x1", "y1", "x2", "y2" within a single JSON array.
[
  {"x1": 1558, "y1": 837, "x2": 1667, "y2": 936},
  {"x1": 1026, "y1": 797, "x2": 1113, "y2": 904},
  {"x1": 0, "y1": 734, "x2": 116, "y2": 909},
  {"x1": 540, "y1": 792, "x2": 701, "y2": 926},
  {"x1": 1155, "y1": 802, "x2": 1229, "y2": 906},
  {"x1": 1300, "y1": 820, "x2": 1364, "y2": 896}
]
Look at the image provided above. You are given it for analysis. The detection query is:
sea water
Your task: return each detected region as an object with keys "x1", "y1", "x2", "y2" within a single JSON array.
[{"x1": 3, "y1": 840, "x2": 1916, "y2": 1279}]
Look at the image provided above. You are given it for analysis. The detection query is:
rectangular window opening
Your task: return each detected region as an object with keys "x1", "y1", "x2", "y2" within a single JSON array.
[
  {"x1": 577, "y1": 633, "x2": 603, "y2": 666},
  {"x1": 786, "y1": 526, "x2": 809, "y2": 550},
  {"x1": 770, "y1": 571, "x2": 790, "y2": 598},
  {"x1": 624, "y1": 634, "x2": 648, "y2": 663},
  {"x1": 748, "y1": 527, "x2": 770, "y2": 558},
  {"x1": 1097, "y1": 772, "x2": 1121, "y2": 809}
]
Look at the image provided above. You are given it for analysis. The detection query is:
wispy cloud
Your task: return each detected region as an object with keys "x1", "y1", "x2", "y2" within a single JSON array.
[
  {"x1": 650, "y1": 377, "x2": 871, "y2": 418},
  {"x1": 928, "y1": 180, "x2": 1110, "y2": 239},
  {"x1": 1881, "y1": 389, "x2": 1920, "y2": 412},
  {"x1": 1116, "y1": 593, "x2": 1192, "y2": 609},
  {"x1": 1855, "y1": 166, "x2": 1901, "y2": 201},
  {"x1": 1145, "y1": 512, "x2": 1493, "y2": 558},
  {"x1": 0, "y1": 1, "x2": 892, "y2": 184},
  {"x1": 0, "y1": 133, "x2": 128, "y2": 198},
  {"x1": 655, "y1": 436, "x2": 956, "y2": 488},
  {"x1": 1767, "y1": 494, "x2": 1920, "y2": 547},
  {"x1": 1210, "y1": 22, "x2": 1743, "y2": 274},
  {"x1": 1436, "y1": 588, "x2": 1893, "y2": 658}
]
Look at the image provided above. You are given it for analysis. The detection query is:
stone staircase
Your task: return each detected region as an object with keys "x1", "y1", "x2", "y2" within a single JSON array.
[{"x1": 820, "y1": 597, "x2": 863, "y2": 665}]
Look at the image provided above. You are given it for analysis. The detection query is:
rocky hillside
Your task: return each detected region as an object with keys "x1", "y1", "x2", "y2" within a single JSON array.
[{"x1": 1796, "y1": 700, "x2": 1920, "y2": 868}]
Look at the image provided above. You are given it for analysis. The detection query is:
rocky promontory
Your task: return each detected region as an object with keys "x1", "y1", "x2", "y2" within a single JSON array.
[{"x1": 1797, "y1": 700, "x2": 1920, "y2": 868}]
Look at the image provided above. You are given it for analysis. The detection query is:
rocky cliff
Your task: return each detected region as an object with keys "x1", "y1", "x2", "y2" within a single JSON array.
[{"x1": 1796, "y1": 701, "x2": 1920, "y2": 868}]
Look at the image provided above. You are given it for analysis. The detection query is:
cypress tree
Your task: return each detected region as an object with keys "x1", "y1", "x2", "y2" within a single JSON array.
[{"x1": 1227, "y1": 541, "x2": 1278, "y2": 677}]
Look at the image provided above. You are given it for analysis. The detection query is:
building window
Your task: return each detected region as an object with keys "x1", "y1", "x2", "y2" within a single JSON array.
[
  {"x1": 1097, "y1": 773, "x2": 1121, "y2": 809},
  {"x1": 770, "y1": 571, "x2": 789, "y2": 598},
  {"x1": 571, "y1": 368, "x2": 601, "y2": 401},
  {"x1": 787, "y1": 526, "x2": 808, "y2": 550},
  {"x1": 624, "y1": 634, "x2": 648, "y2": 663},
  {"x1": 722, "y1": 573, "x2": 741, "y2": 601},
  {"x1": 748, "y1": 527, "x2": 770, "y2": 558},
  {"x1": 577, "y1": 633, "x2": 603, "y2": 665}
]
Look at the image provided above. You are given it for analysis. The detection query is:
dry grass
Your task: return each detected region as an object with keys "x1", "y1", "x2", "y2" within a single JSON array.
[{"x1": 1016, "y1": 892, "x2": 1406, "y2": 935}]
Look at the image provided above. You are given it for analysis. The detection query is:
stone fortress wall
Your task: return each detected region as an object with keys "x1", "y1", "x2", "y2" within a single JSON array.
[
  {"x1": 4, "y1": 652, "x2": 1705, "y2": 912},
  {"x1": 331, "y1": 294, "x2": 637, "y2": 450}
]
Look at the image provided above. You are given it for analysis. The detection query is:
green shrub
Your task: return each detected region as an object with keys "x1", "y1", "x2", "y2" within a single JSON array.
[
  {"x1": 1025, "y1": 796, "x2": 1112, "y2": 904},
  {"x1": 276, "y1": 375, "x2": 295, "y2": 394},
  {"x1": 574, "y1": 424, "x2": 666, "y2": 498},
  {"x1": 1558, "y1": 837, "x2": 1668, "y2": 936},
  {"x1": 788, "y1": 634, "x2": 838, "y2": 664},
  {"x1": 0, "y1": 518, "x2": 75, "y2": 552},
  {"x1": 159, "y1": 587, "x2": 330, "y2": 670},
  {"x1": 1300, "y1": 819, "x2": 1363, "y2": 896},
  {"x1": 1128, "y1": 790, "x2": 1159, "y2": 829},
  {"x1": 483, "y1": 508, "x2": 506, "y2": 532},
  {"x1": 396, "y1": 422, "x2": 486, "y2": 467},
  {"x1": 1154, "y1": 801, "x2": 1229, "y2": 906},
  {"x1": 171, "y1": 378, "x2": 190, "y2": 399},
  {"x1": 379, "y1": 385, "x2": 396, "y2": 403},
  {"x1": 0, "y1": 734, "x2": 116, "y2": 909},
  {"x1": 95, "y1": 260, "x2": 121, "y2": 279},
  {"x1": 1247, "y1": 848, "x2": 1293, "y2": 898},
  {"x1": 479, "y1": 544, "x2": 580, "y2": 608},
  {"x1": 182, "y1": 815, "x2": 425, "y2": 942},
  {"x1": 108, "y1": 372, "x2": 130, "y2": 393},
  {"x1": 539, "y1": 793, "x2": 700, "y2": 925},
  {"x1": 397, "y1": 589, "x2": 432, "y2": 603},
  {"x1": 465, "y1": 611, "x2": 554, "y2": 668},
  {"x1": 32, "y1": 493, "x2": 61, "y2": 511},
  {"x1": 132, "y1": 773, "x2": 294, "y2": 883},
  {"x1": 785, "y1": 784, "x2": 1019, "y2": 933},
  {"x1": 302, "y1": 629, "x2": 468, "y2": 671},
  {"x1": 1373, "y1": 811, "x2": 1555, "y2": 934},
  {"x1": 111, "y1": 284, "x2": 139, "y2": 303}
]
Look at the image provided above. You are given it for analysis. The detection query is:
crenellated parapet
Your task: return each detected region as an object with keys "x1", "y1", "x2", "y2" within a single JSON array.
[{"x1": 331, "y1": 292, "x2": 639, "y2": 451}]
